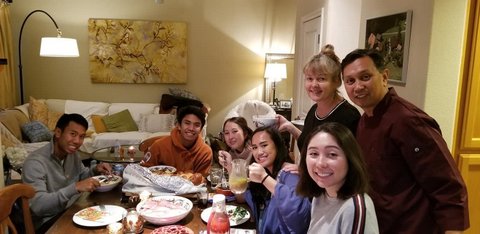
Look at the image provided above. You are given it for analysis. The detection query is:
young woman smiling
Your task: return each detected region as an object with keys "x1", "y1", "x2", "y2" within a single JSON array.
[
  {"x1": 218, "y1": 117, "x2": 253, "y2": 172},
  {"x1": 297, "y1": 122, "x2": 378, "y2": 233},
  {"x1": 239, "y1": 126, "x2": 311, "y2": 234}
]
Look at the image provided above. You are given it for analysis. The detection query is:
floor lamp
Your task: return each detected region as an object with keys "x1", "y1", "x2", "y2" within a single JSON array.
[{"x1": 18, "y1": 10, "x2": 79, "y2": 104}]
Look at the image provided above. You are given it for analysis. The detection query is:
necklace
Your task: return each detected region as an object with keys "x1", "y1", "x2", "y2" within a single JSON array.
[{"x1": 314, "y1": 99, "x2": 346, "y2": 120}]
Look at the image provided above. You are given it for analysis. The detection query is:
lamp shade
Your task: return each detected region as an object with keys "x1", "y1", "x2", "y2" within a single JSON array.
[
  {"x1": 40, "y1": 37, "x2": 79, "y2": 57},
  {"x1": 264, "y1": 63, "x2": 287, "y2": 82}
]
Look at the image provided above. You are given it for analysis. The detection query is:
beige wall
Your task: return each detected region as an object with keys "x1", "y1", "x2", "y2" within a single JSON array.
[
  {"x1": 425, "y1": 0, "x2": 467, "y2": 148},
  {"x1": 296, "y1": 0, "x2": 466, "y2": 148},
  {"x1": 10, "y1": 0, "x2": 296, "y2": 135}
]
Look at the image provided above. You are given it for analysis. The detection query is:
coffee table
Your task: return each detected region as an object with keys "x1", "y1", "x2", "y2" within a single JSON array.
[{"x1": 92, "y1": 145, "x2": 144, "y2": 163}]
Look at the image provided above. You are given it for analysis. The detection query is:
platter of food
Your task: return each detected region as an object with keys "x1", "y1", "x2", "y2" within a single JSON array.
[
  {"x1": 200, "y1": 205, "x2": 250, "y2": 226},
  {"x1": 151, "y1": 225, "x2": 194, "y2": 234},
  {"x1": 149, "y1": 165, "x2": 177, "y2": 175},
  {"x1": 148, "y1": 166, "x2": 205, "y2": 185},
  {"x1": 73, "y1": 205, "x2": 127, "y2": 227}
]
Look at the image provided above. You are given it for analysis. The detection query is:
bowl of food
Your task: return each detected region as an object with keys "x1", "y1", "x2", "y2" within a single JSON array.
[
  {"x1": 252, "y1": 115, "x2": 276, "y2": 128},
  {"x1": 136, "y1": 196, "x2": 193, "y2": 225},
  {"x1": 148, "y1": 165, "x2": 177, "y2": 175},
  {"x1": 93, "y1": 175, "x2": 122, "y2": 192}
]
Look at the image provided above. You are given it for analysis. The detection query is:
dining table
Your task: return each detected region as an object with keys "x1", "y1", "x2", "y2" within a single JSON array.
[{"x1": 46, "y1": 182, "x2": 256, "y2": 233}]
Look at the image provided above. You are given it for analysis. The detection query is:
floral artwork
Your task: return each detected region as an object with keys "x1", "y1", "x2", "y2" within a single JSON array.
[{"x1": 88, "y1": 19, "x2": 187, "y2": 83}]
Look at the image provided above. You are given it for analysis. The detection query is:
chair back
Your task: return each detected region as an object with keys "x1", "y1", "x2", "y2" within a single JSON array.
[
  {"x1": 0, "y1": 183, "x2": 35, "y2": 234},
  {"x1": 139, "y1": 136, "x2": 166, "y2": 153}
]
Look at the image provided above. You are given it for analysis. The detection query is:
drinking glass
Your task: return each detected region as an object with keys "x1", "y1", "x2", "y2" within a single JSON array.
[
  {"x1": 210, "y1": 167, "x2": 223, "y2": 187},
  {"x1": 229, "y1": 159, "x2": 248, "y2": 194},
  {"x1": 197, "y1": 189, "x2": 209, "y2": 209}
]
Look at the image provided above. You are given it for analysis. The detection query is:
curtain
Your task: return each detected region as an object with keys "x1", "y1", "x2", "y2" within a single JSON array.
[{"x1": 0, "y1": 1, "x2": 17, "y2": 108}]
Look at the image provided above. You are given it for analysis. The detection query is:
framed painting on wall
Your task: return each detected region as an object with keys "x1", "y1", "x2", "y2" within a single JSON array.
[
  {"x1": 88, "y1": 19, "x2": 187, "y2": 83},
  {"x1": 365, "y1": 11, "x2": 412, "y2": 86}
]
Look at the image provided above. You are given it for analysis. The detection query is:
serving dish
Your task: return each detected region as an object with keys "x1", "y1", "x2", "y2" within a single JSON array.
[{"x1": 136, "y1": 195, "x2": 193, "y2": 225}]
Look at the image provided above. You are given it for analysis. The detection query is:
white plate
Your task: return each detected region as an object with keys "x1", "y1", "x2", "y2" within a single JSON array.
[
  {"x1": 148, "y1": 165, "x2": 177, "y2": 175},
  {"x1": 73, "y1": 205, "x2": 127, "y2": 227},
  {"x1": 200, "y1": 205, "x2": 250, "y2": 226}
]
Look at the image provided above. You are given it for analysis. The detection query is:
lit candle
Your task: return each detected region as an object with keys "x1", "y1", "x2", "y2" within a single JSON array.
[
  {"x1": 123, "y1": 209, "x2": 143, "y2": 233},
  {"x1": 128, "y1": 146, "x2": 136, "y2": 161},
  {"x1": 107, "y1": 222, "x2": 123, "y2": 234},
  {"x1": 139, "y1": 191, "x2": 151, "y2": 201}
]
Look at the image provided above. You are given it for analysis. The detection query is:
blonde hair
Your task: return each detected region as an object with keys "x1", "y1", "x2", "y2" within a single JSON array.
[{"x1": 303, "y1": 44, "x2": 341, "y2": 85}]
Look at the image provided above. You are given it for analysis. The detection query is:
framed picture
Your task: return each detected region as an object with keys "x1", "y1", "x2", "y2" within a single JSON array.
[
  {"x1": 88, "y1": 19, "x2": 187, "y2": 84},
  {"x1": 279, "y1": 100, "x2": 292, "y2": 109},
  {"x1": 365, "y1": 11, "x2": 412, "y2": 86}
]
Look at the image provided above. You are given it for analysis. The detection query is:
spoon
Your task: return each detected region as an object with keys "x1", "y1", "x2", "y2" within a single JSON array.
[{"x1": 141, "y1": 152, "x2": 152, "y2": 164}]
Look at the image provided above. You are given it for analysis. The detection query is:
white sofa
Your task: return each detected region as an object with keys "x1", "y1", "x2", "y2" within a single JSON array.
[{"x1": 13, "y1": 98, "x2": 175, "y2": 154}]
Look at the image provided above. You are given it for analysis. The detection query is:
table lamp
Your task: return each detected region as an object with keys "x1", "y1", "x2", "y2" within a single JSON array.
[{"x1": 264, "y1": 63, "x2": 287, "y2": 106}]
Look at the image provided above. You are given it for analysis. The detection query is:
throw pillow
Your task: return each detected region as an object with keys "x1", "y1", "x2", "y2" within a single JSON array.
[
  {"x1": 168, "y1": 88, "x2": 200, "y2": 101},
  {"x1": 47, "y1": 111, "x2": 63, "y2": 131},
  {"x1": 21, "y1": 121, "x2": 53, "y2": 143},
  {"x1": 28, "y1": 96, "x2": 48, "y2": 126},
  {"x1": 102, "y1": 109, "x2": 138, "y2": 132},
  {"x1": 139, "y1": 113, "x2": 175, "y2": 133},
  {"x1": 91, "y1": 115, "x2": 107, "y2": 133}
]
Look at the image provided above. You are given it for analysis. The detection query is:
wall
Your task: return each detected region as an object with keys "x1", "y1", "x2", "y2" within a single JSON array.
[
  {"x1": 9, "y1": 0, "x2": 296, "y2": 135},
  {"x1": 296, "y1": 0, "x2": 464, "y2": 148},
  {"x1": 425, "y1": 0, "x2": 467, "y2": 148}
]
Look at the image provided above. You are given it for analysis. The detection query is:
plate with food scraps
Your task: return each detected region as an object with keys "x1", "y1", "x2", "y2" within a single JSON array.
[
  {"x1": 73, "y1": 205, "x2": 127, "y2": 227},
  {"x1": 200, "y1": 205, "x2": 250, "y2": 226},
  {"x1": 149, "y1": 165, "x2": 177, "y2": 175}
]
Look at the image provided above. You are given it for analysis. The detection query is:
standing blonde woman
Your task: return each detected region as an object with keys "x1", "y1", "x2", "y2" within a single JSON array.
[{"x1": 278, "y1": 44, "x2": 360, "y2": 153}]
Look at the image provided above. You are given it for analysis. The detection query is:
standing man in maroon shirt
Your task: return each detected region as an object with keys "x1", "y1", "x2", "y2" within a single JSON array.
[{"x1": 341, "y1": 49, "x2": 469, "y2": 233}]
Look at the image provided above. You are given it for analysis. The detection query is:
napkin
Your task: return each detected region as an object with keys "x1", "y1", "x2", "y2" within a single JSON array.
[{"x1": 122, "y1": 164, "x2": 205, "y2": 196}]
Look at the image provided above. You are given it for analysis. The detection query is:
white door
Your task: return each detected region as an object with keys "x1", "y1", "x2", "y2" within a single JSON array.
[{"x1": 294, "y1": 9, "x2": 323, "y2": 119}]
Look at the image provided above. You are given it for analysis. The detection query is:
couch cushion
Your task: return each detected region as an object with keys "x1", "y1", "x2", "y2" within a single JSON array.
[
  {"x1": 45, "y1": 99, "x2": 66, "y2": 113},
  {"x1": 139, "y1": 113, "x2": 175, "y2": 133},
  {"x1": 21, "y1": 121, "x2": 53, "y2": 143},
  {"x1": 160, "y1": 94, "x2": 204, "y2": 114},
  {"x1": 28, "y1": 97, "x2": 48, "y2": 126},
  {"x1": 65, "y1": 100, "x2": 110, "y2": 130},
  {"x1": 47, "y1": 110, "x2": 63, "y2": 131},
  {"x1": 91, "y1": 115, "x2": 107, "y2": 133},
  {"x1": 108, "y1": 103, "x2": 158, "y2": 126},
  {"x1": 0, "y1": 109, "x2": 29, "y2": 142},
  {"x1": 1, "y1": 122, "x2": 23, "y2": 147},
  {"x1": 169, "y1": 88, "x2": 200, "y2": 101},
  {"x1": 102, "y1": 109, "x2": 138, "y2": 132}
]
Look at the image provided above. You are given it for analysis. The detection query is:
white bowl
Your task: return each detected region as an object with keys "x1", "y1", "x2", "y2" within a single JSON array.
[
  {"x1": 93, "y1": 175, "x2": 122, "y2": 192},
  {"x1": 252, "y1": 116, "x2": 276, "y2": 128},
  {"x1": 136, "y1": 196, "x2": 193, "y2": 225}
]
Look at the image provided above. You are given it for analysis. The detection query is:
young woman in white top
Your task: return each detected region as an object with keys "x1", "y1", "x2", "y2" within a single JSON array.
[
  {"x1": 297, "y1": 122, "x2": 379, "y2": 233},
  {"x1": 218, "y1": 117, "x2": 253, "y2": 172}
]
